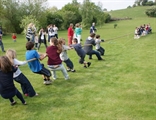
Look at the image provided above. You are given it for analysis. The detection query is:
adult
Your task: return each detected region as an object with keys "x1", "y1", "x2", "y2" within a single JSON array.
[
  {"x1": 90, "y1": 22, "x2": 97, "y2": 34},
  {"x1": 38, "y1": 28, "x2": 47, "y2": 50},
  {"x1": 26, "y1": 23, "x2": 35, "y2": 43},
  {"x1": 0, "y1": 27, "x2": 5, "y2": 52},
  {"x1": 67, "y1": 23, "x2": 74, "y2": 46},
  {"x1": 53, "y1": 24, "x2": 58, "y2": 39},
  {"x1": 47, "y1": 24, "x2": 55, "y2": 42},
  {"x1": 83, "y1": 33, "x2": 103, "y2": 60},
  {"x1": 74, "y1": 23, "x2": 82, "y2": 44}
]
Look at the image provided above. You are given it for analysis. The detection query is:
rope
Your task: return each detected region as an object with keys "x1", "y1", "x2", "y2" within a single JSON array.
[{"x1": 83, "y1": 32, "x2": 134, "y2": 46}]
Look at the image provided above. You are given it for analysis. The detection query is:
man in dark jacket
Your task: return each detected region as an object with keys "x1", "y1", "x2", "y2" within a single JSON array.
[{"x1": 83, "y1": 33, "x2": 103, "y2": 60}]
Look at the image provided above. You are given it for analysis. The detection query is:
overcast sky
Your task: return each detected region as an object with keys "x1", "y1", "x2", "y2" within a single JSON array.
[{"x1": 47, "y1": 0, "x2": 136, "y2": 11}]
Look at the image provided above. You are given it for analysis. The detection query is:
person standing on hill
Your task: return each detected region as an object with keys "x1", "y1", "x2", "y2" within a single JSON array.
[
  {"x1": 67, "y1": 23, "x2": 74, "y2": 46},
  {"x1": 0, "y1": 27, "x2": 5, "y2": 52},
  {"x1": 90, "y1": 22, "x2": 97, "y2": 34}
]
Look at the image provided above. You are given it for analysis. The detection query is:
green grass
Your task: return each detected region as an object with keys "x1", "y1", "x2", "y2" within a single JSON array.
[{"x1": 0, "y1": 6, "x2": 156, "y2": 120}]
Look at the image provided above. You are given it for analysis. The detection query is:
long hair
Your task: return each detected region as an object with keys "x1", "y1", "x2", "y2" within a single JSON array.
[
  {"x1": 0, "y1": 56, "x2": 12, "y2": 73},
  {"x1": 6, "y1": 49, "x2": 17, "y2": 65},
  {"x1": 50, "y1": 37, "x2": 62, "y2": 53}
]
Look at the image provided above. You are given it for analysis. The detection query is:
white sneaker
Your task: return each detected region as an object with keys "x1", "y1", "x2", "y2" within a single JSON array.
[
  {"x1": 65, "y1": 77, "x2": 69, "y2": 80},
  {"x1": 43, "y1": 81, "x2": 47, "y2": 84}
]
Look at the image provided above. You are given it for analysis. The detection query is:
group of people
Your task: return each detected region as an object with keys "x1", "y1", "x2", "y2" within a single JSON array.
[
  {"x1": 0, "y1": 22, "x2": 106, "y2": 106},
  {"x1": 134, "y1": 23, "x2": 152, "y2": 39}
]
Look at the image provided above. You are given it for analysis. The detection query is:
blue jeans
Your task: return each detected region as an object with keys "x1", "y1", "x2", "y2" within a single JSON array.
[
  {"x1": 1, "y1": 88, "x2": 25, "y2": 104},
  {"x1": 87, "y1": 50, "x2": 102, "y2": 60},
  {"x1": 14, "y1": 73, "x2": 36, "y2": 97},
  {"x1": 64, "y1": 58, "x2": 74, "y2": 69},
  {"x1": 0, "y1": 40, "x2": 5, "y2": 52},
  {"x1": 97, "y1": 47, "x2": 105, "y2": 56}
]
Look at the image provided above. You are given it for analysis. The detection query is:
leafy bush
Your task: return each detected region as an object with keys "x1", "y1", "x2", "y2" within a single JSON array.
[{"x1": 145, "y1": 6, "x2": 156, "y2": 17}]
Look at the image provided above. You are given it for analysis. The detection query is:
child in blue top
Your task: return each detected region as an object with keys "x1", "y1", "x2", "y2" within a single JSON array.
[{"x1": 25, "y1": 41, "x2": 52, "y2": 85}]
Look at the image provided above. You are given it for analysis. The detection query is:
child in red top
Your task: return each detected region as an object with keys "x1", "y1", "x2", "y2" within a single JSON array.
[{"x1": 12, "y1": 33, "x2": 17, "y2": 42}]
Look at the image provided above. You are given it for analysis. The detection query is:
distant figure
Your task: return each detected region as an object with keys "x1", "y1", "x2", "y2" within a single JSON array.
[
  {"x1": 74, "y1": 23, "x2": 82, "y2": 44},
  {"x1": 67, "y1": 23, "x2": 74, "y2": 46},
  {"x1": 90, "y1": 22, "x2": 97, "y2": 34},
  {"x1": 38, "y1": 28, "x2": 47, "y2": 50},
  {"x1": 53, "y1": 24, "x2": 58, "y2": 39},
  {"x1": 12, "y1": 33, "x2": 17, "y2": 42},
  {"x1": 0, "y1": 27, "x2": 5, "y2": 52}
]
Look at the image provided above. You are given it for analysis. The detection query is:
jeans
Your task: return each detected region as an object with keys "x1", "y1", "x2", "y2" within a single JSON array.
[
  {"x1": 97, "y1": 47, "x2": 105, "y2": 56},
  {"x1": 48, "y1": 64, "x2": 69, "y2": 79},
  {"x1": 14, "y1": 73, "x2": 36, "y2": 97},
  {"x1": 87, "y1": 50, "x2": 102, "y2": 60},
  {"x1": 1, "y1": 88, "x2": 25, "y2": 104},
  {"x1": 0, "y1": 40, "x2": 5, "y2": 52},
  {"x1": 64, "y1": 58, "x2": 74, "y2": 69}
]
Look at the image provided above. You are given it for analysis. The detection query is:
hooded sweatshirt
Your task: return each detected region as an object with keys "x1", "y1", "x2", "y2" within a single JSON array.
[{"x1": 83, "y1": 36, "x2": 96, "y2": 54}]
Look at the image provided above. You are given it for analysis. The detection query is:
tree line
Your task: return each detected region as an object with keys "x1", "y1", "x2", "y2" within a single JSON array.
[{"x1": 0, "y1": 0, "x2": 111, "y2": 34}]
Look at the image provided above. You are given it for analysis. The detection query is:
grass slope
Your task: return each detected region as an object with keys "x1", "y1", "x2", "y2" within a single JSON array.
[{"x1": 0, "y1": 6, "x2": 156, "y2": 120}]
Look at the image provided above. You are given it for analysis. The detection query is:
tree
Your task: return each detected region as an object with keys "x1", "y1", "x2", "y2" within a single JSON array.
[
  {"x1": 20, "y1": 15, "x2": 39, "y2": 34},
  {"x1": 59, "y1": 3, "x2": 82, "y2": 29},
  {"x1": 145, "y1": 5, "x2": 156, "y2": 17}
]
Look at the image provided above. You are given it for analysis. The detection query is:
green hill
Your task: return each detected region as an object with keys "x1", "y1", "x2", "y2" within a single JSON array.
[{"x1": 0, "y1": 6, "x2": 156, "y2": 120}]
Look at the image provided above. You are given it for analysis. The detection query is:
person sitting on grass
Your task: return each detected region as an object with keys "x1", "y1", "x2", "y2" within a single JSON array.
[
  {"x1": 6, "y1": 49, "x2": 38, "y2": 97},
  {"x1": 71, "y1": 38, "x2": 91, "y2": 68},
  {"x1": 83, "y1": 33, "x2": 103, "y2": 60},
  {"x1": 58, "y1": 38, "x2": 76, "y2": 72},
  {"x1": 0, "y1": 56, "x2": 27, "y2": 106},
  {"x1": 25, "y1": 41, "x2": 52, "y2": 85},
  {"x1": 46, "y1": 37, "x2": 69, "y2": 80},
  {"x1": 95, "y1": 34, "x2": 105, "y2": 56}
]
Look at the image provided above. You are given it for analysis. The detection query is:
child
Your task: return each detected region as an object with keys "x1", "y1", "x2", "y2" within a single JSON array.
[
  {"x1": 25, "y1": 41, "x2": 52, "y2": 85},
  {"x1": 0, "y1": 56, "x2": 27, "y2": 106},
  {"x1": 46, "y1": 37, "x2": 69, "y2": 80},
  {"x1": 58, "y1": 38, "x2": 75, "y2": 72},
  {"x1": 12, "y1": 33, "x2": 17, "y2": 42},
  {"x1": 6, "y1": 49, "x2": 38, "y2": 97},
  {"x1": 95, "y1": 34, "x2": 105, "y2": 56},
  {"x1": 71, "y1": 38, "x2": 91, "y2": 68}
]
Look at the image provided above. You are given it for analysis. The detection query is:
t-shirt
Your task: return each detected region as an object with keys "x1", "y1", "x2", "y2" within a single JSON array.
[
  {"x1": 25, "y1": 50, "x2": 42, "y2": 72},
  {"x1": 46, "y1": 46, "x2": 62, "y2": 65}
]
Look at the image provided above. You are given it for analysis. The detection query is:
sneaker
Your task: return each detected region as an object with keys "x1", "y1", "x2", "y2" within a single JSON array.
[
  {"x1": 23, "y1": 102, "x2": 27, "y2": 105},
  {"x1": 11, "y1": 101, "x2": 17, "y2": 106},
  {"x1": 45, "y1": 80, "x2": 52, "y2": 85},
  {"x1": 35, "y1": 93, "x2": 39, "y2": 96},
  {"x1": 52, "y1": 77, "x2": 56, "y2": 80},
  {"x1": 67, "y1": 69, "x2": 71, "y2": 72},
  {"x1": 43, "y1": 81, "x2": 47, "y2": 84},
  {"x1": 71, "y1": 69, "x2": 76, "y2": 72},
  {"x1": 65, "y1": 77, "x2": 69, "y2": 80},
  {"x1": 87, "y1": 62, "x2": 91, "y2": 67},
  {"x1": 84, "y1": 66, "x2": 87, "y2": 68}
]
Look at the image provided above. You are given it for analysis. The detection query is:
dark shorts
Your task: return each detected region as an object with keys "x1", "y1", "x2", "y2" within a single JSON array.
[
  {"x1": 34, "y1": 64, "x2": 51, "y2": 77},
  {"x1": 79, "y1": 55, "x2": 85, "y2": 64}
]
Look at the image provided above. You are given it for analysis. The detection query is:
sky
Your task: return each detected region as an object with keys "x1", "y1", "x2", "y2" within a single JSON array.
[{"x1": 47, "y1": 0, "x2": 136, "y2": 11}]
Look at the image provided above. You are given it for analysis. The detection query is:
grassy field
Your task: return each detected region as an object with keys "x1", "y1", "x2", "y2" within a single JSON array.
[{"x1": 0, "y1": 6, "x2": 156, "y2": 120}]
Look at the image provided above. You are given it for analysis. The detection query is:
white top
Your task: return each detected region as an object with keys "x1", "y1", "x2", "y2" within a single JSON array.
[
  {"x1": 13, "y1": 59, "x2": 27, "y2": 78},
  {"x1": 53, "y1": 26, "x2": 58, "y2": 34},
  {"x1": 60, "y1": 45, "x2": 70, "y2": 61},
  {"x1": 95, "y1": 39, "x2": 102, "y2": 49}
]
